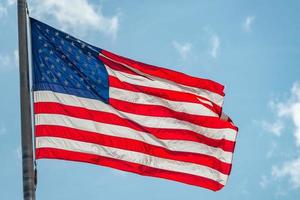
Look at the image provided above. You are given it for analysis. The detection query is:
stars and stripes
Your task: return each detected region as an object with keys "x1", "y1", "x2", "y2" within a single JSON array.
[{"x1": 30, "y1": 17, "x2": 238, "y2": 191}]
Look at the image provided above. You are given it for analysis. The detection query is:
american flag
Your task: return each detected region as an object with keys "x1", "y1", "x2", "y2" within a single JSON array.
[{"x1": 31, "y1": 17, "x2": 238, "y2": 191}]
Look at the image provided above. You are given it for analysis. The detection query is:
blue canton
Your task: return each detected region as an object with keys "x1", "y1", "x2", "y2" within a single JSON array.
[{"x1": 30, "y1": 18, "x2": 109, "y2": 103}]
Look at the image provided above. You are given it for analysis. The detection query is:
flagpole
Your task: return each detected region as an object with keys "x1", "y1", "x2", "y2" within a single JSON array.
[{"x1": 17, "y1": 0, "x2": 36, "y2": 199}]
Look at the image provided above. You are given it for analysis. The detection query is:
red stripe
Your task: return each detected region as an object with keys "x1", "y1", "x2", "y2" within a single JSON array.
[
  {"x1": 100, "y1": 50, "x2": 225, "y2": 96},
  {"x1": 109, "y1": 98, "x2": 237, "y2": 131},
  {"x1": 100, "y1": 54, "x2": 222, "y2": 115},
  {"x1": 101, "y1": 55, "x2": 141, "y2": 76},
  {"x1": 36, "y1": 148, "x2": 224, "y2": 191},
  {"x1": 34, "y1": 102, "x2": 236, "y2": 151},
  {"x1": 109, "y1": 76, "x2": 222, "y2": 116},
  {"x1": 36, "y1": 125, "x2": 232, "y2": 174}
]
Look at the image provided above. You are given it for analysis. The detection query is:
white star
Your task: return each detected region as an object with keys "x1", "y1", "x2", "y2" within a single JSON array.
[{"x1": 55, "y1": 32, "x2": 59, "y2": 36}]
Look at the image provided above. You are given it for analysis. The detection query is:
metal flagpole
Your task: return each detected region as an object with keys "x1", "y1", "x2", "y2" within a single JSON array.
[{"x1": 17, "y1": 0, "x2": 36, "y2": 199}]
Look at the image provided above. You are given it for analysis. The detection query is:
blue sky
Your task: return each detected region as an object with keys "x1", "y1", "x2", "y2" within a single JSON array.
[{"x1": 1, "y1": 0, "x2": 300, "y2": 199}]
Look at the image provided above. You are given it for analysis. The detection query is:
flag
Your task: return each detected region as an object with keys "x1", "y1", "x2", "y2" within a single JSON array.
[{"x1": 30, "y1": 17, "x2": 238, "y2": 191}]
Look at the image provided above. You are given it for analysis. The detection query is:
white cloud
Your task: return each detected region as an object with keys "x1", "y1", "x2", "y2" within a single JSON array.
[
  {"x1": 0, "y1": 123, "x2": 7, "y2": 136},
  {"x1": 266, "y1": 142, "x2": 278, "y2": 159},
  {"x1": 14, "y1": 49, "x2": 19, "y2": 66},
  {"x1": 272, "y1": 157, "x2": 300, "y2": 189},
  {"x1": 172, "y1": 41, "x2": 192, "y2": 60},
  {"x1": 0, "y1": 54, "x2": 10, "y2": 67},
  {"x1": 7, "y1": 0, "x2": 16, "y2": 6},
  {"x1": 261, "y1": 120, "x2": 284, "y2": 136},
  {"x1": 0, "y1": 49, "x2": 18, "y2": 71},
  {"x1": 202, "y1": 27, "x2": 221, "y2": 59},
  {"x1": 271, "y1": 82, "x2": 300, "y2": 146},
  {"x1": 259, "y1": 175, "x2": 269, "y2": 189},
  {"x1": 243, "y1": 16, "x2": 255, "y2": 32},
  {"x1": 262, "y1": 82, "x2": 300, "y2": 190},
  {"x1": 210, "y1": 34, "x2": 220, "y2": 58},
  {"x1": 0, "y1": 4, "x2": 7, "y2": 18},
  {"x1": 30, "y1": 0, "x2": 119, "y2": 38},
  {"x1": 0, "y1": 0, "x2": 17, "y2": 18},
  {"x1": 275, "y1": 187, "x2": 287, "y2": 198},
  {"x1": 14, "y1": 146, "x2": 22, "y2": 160}
]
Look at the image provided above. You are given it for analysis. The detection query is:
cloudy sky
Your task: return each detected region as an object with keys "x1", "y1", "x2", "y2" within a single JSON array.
[{"x1": 1, "y1": 0, "x2": 300, "y2": 199}]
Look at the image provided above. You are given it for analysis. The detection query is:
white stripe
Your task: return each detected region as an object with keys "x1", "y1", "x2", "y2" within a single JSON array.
[
  {"x1": 34, "y1": 91, "x2": 237, "y2": 142},
  {"x1": 120, "y1": 112, "x2": 236, "y2": 142},
  {"x1": 105, "y1": 65, "x2": 223, "y2": 107},
  {"x1": 36, "y1": 136, "x2": 228, "y2": 185},
  {"x1": 35, "y1": 113, "x2": 233, "y2": 163},
  {"x1": 110, "y1": 87, "x2": 218, "y2": 117}
]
